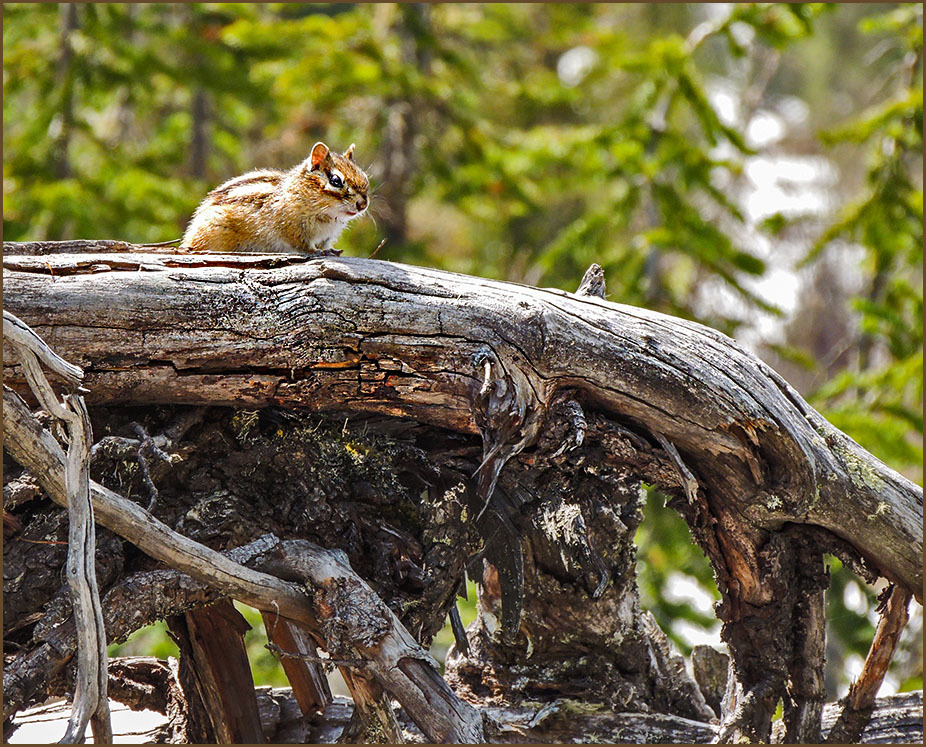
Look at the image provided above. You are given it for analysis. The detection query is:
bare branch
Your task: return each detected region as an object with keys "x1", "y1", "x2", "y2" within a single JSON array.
[
  {"x1": 3, "y1": 310, "x2": 83, "y2": 387},
  {"x1": 3, "y1": 313, "x2": 110, "y2": 743},
  {"x1": 3, "y1": 389, "x2": 484, "y2": 741},
  {"x1": 825, "y1": 585, "x2": 914, "y2": 744},
  {"x1": 255, "y1": 540, "x2": 486, "y2": 743}
]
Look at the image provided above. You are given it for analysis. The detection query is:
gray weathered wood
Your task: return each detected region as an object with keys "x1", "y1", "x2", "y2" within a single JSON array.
[
  {"x1": 3, "y1": 249, "x2": 920, "y2": 599},
  {"x1": 4, "y1": 244, "x2": 922, "y2": 744},
  {"x1": 254, "y1": 540, "x2": 485, "y2": 743},
  {"x1": 3, "y1": 313, "x2": 111, "y2": 744},
  {"x1": 10, "y1": 688, "x2": 922, "y2": 744},
  {"x1": 4, "y1": 386, "x2": 485, "y2": 742},
  {"x1": 3, "y1": 310, "x2": 83, "y2": 388}
]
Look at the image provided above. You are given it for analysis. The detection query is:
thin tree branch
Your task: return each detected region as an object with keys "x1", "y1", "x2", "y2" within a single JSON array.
[
  {"x1": 3, "y1": 310, "x2": 84, "y2": 388},
  {"x1": 825, "y1": 585, "x2": 914, "y2": 744},
  {"x1": 2, "y1": 312, "x2": 111, "y2": 744}
]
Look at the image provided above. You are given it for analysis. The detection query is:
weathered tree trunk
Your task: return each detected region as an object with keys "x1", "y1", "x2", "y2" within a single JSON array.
[{"x1": 3, "y1": 243, "x2": 922, "y2": 743}]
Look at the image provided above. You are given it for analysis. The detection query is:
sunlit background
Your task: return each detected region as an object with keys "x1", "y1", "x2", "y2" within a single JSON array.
[{"x1": 4, "y1": 3, "x2": 922, "y2": 736}]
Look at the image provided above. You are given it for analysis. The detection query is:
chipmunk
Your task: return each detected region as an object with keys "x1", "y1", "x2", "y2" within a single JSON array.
[{"x1": 181, "y1": 142, "x2": 370, "y2": 254}]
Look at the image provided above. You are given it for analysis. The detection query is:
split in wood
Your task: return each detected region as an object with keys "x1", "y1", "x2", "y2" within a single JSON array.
[
  {"x1": 259, "y1": 611, "x2": 332, "y2": 717},
  {"x1": 167, "y1": 600, "x2": 265, "y2": 743},
  {"x1": 472, "y1": 347, "x2": 534, "y2": 522},
  {"x1": 653, "y1": 430, "x2": 699, "y2": 504}
]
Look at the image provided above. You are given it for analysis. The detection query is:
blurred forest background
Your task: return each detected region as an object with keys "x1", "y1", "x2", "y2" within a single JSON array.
[{"x1": 3, "y1": 2, "x2": 922, "y2": 701}]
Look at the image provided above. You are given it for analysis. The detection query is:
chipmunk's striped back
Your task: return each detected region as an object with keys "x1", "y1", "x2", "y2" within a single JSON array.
[
  {"x1": 182, "y1": 143, "x2": 369, "y2": 254},
  {"x1": 205, "y1": 171, "x2": 283, "y2": 205}
]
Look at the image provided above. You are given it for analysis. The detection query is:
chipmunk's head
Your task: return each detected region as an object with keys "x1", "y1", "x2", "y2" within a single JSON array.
[{"x1": 302, "y1": 142, "x2": 370, "y2": 222}]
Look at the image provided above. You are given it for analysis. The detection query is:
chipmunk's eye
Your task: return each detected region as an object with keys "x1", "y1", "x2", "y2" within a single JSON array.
[{"x1": 327, "y1": 171, "x2": 344, "y2": 189}]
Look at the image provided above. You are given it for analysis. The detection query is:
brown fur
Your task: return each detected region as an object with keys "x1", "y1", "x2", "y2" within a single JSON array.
[{"x1": 182, "y1": 144, "x2": 369, "y2": 254}]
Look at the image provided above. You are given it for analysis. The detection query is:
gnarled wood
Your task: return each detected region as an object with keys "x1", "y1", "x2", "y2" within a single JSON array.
[
  {"x1": 3, "y1": 243, "x2": 922, "y2": 743},
  {"x1": 3, "y1": 313, "x2": 111, "y2": 744},
  {"x1": 3, "y1": 388, "x2": 485, "y2": 743},
  {"x1": 3, "y1": 248, "x2": 919, "y2": 597}
]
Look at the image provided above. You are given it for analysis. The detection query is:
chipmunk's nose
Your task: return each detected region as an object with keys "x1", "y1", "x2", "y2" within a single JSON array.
[{"x1": 355, "y1": 195, "x2": 368, "y2": 212}]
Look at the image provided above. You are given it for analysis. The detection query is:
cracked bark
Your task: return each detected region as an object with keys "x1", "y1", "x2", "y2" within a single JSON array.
[{"x1": 4, "y1": 243, "x2": 922, "y2": 743}]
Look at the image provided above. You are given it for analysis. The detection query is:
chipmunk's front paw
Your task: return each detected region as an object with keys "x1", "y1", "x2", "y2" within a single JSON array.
[{"x1": 310, "y1": 247, "x2": 343, "y2": 258}]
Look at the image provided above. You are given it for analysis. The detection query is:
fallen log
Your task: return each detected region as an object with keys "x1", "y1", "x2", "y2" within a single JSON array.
[{"x1": 3, "y1": 243, "x2": 921, "y2": 742}]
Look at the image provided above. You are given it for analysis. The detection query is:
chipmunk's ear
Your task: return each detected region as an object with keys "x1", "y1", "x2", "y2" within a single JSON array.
[
  {"x1": 343, "y1": 143, "x2": 356, "y2": 161},
  {"x1": 309, "y1": 142, "x2": 330, "y2": 171}
]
